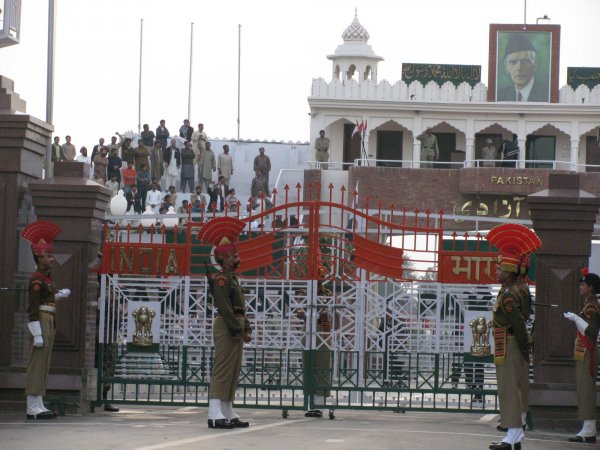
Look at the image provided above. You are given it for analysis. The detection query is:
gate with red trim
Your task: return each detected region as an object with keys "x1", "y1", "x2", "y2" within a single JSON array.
[{"x1": 97, "y1": 185, "x2": 506, "y2": 415}]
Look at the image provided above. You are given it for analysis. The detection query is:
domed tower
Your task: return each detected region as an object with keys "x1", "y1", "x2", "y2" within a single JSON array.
[{"x1": 327, "y1": 10, "x2": 383, "y2": 83}]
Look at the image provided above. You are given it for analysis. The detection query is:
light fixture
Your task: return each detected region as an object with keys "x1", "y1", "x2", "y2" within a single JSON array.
[
  {"x1": 109, "y1": 189, "x2": 128, "y2": 216},
  {"x1": 536, "y1": 14, "x2": 550, "y2": 24},
  {"x1": 163, "y1": 206, "x2": 179, "y2": 228},
  {"x1": 140, "y1": 205, "x2": 155, "y2": 228}
]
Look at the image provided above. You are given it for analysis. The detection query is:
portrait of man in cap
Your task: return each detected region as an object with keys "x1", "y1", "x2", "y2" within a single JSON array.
[{"x1": 496, "y1": 31, "x2": 551, "y2": 102}]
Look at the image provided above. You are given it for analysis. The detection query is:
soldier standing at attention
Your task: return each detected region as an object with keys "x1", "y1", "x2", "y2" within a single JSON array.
[
  {"x1": 486, "y1": 224, "x2": 541, "y2": 450},
  {"x1": 416, "y1": 128, "x2": 439, "y2": 168},
  {"x1": 563, "y1": 268, "x2": 599, "y2": 444},
  {"x1": 314, "y1": 130, "x2": 330, "y2": 169},
  {"x1": 198, "y1": 217, "x2": 252, "y2": 429},
  {"x1": 21, "y1": 221, "x2": 72, "y2": 419}
]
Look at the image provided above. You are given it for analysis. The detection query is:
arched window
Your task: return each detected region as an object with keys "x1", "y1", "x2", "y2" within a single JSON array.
[
  {"x1": 334, "y1": 65, "x2": 341, "y2": 80},
  {"x1": 347, "y1": 65, "x2": 356, "y2": 80},
  {"x1": 364, "y1": 65, "x2": 372, "y2": 81}
]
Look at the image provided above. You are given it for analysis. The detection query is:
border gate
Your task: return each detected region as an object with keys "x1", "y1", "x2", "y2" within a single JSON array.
[{"x1": 97, "y1": 187, "x2": 508, "y2": 416}]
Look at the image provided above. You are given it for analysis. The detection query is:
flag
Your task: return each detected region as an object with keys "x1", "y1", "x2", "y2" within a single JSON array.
[
  {"x1": 352, "y1": 120, "x2": 366, "y2": 139},
  {"x1": 352, "y1": 120, "x2": 361, "y2": 138}
]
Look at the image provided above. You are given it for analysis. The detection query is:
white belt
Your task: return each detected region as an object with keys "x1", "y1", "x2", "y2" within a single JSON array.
[{"x1": 39, "y1": 305, "x2": 56, "y2": 313}]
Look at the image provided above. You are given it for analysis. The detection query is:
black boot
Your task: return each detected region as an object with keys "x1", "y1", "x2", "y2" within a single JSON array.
[{"x1": 208, "y1": 418, "x2": 234, "y2": 429}]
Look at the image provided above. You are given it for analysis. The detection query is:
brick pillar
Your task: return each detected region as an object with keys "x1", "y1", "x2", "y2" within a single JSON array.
[
  {"x1": 528, "y1": 173, "x2": 600, "y2": 426},
  {"x1": 28, "y1": 162, "x2": 111, "y2": 410}
]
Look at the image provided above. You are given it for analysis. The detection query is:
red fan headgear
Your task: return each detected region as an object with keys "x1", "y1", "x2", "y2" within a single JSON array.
[
  {"x1": 21, "y1": 221, "x2": 62, "y2": 257},
  {"x1": 486, "y1": 224, "x2": 541, "y2": 274},
  {"x1": 196, "y1": 217, "x2": 245, "y2": 258}
]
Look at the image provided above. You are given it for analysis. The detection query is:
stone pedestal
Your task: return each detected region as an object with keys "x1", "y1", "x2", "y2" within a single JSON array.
[
  {"x1": 26, "y1": 162, "x2": 111, "y2": 410},
  {"x1": 528, "y1": 173, "x2": 600, "y2": 429},
  {"x1": 0, "y1": 113, "x2": 52, "y2": 367}
]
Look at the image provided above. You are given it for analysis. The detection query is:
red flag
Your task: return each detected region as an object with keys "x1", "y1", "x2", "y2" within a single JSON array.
[{"x1": 362, "y1": 120, "x2": 367, "y2": 136}]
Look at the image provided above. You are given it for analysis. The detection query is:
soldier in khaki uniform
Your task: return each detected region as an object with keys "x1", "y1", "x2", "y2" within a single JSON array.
[
  {"x1": 21, "y1": 221, "x2": 72, "y2": 419},
  {"x1": 416, "y1": 128, "x2": 439, "y2": 168},
  {"x1": 563, "y1": 268, "x2": 600, "y2": 444},
  {"x1": 198, "y1": 217, "x2": 252, "y2": 429},
  {"x1": 486, "y1": 224, "x2": 541, "y2": 450},
  {"x1": 297, "y1": 280, "x2": 334, "y2": 418}
]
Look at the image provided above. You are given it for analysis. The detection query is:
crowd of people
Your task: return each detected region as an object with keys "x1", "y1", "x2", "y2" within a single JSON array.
[{"x1": 51, "y1": 120, "x2": 276, "y2": 216}]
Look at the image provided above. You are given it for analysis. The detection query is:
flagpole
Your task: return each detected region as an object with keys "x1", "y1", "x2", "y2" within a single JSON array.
[
  {"x1": 45, "y1": 0, "x2": 56, "y2": 177},
  {"x1": 137, "y1": 18, "x2": 143, "y2": 134},
  {"x1": 187, "y1": 22, "x2": 194, "y2": 121},
  {"x1": 237, "y1": 24, "x2": 241, "y2": 143}
]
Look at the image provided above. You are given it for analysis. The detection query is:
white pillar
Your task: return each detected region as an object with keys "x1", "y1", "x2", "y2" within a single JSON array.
[
  {"x1": 465, "y1": 137, "x2": 475, "y2": 168},
  {"x1": 570, "y1": 138, "x2": 580, "y2": 171},
  {"x1": 517, "y1": 138, "x2": 527, "y2": 169}
]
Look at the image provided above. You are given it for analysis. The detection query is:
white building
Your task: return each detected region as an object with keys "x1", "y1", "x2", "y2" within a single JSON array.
[{"x1": 307, "y1": 13, "x2": 600, "y2": 171}]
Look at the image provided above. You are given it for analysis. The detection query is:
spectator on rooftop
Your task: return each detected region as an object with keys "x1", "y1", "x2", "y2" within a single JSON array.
[
  {"x1": 191, "y1": 122, "x2": 207, "y2": 160},
  {"x1": 149, "y1": 140, "x2": 164, "y2": 187},
  {"x1": 146, "y1": 182, "x2": 162, "y2": 214},
  {"x1": 135, "y1": 139, "x2": 150, "y2": 172},
  {"x1": 166, "y1": 185, "x2": 177, "y2": 207},
  {"x1": 121, "y1": 161, "x2": 137, "y2": 195},
  {"x1": 107, "y1": 147, "x2": 122, "y2": 184},
  {"x1": 105, "y1": 174, "x2": 120, "y2": 197},
  {"x1": 179, "y1": 119, "x2": 193, "y2": 142},
  {"x1": 137, "y1": 163, "x2": 151, "y2": 210},
  {"x1": 251, "y1": 169, "x2": 269, "y2": 200},
  {"x1": 180, "y1": 140, "x2": 195, "y2": 193},
  {"x1": 90, "y1": 137, "x2": 104, "y2": 167},
  {"x1": 163, "y1": 139, "x2": 181, "y2": 191},
  {"x1": 140, "y1": 123, "x2": 155, "y2": 147},
  {"x1": 225, "y1": 188, "x2": 238, "y2": 213},
  {"x1": 93, "y1": 146, "x2": 109, "y2": 183},
  {"x1": 191, "y1": 185, "x2": 206, "y2": 209},
  {"x1": 116, "y1": 132, "x2": 135, "y2": 165},
  {"x1": 218, "y1": 144, "x2": 234, "y2": 195},
  {"x1": 155, "y1": 119, "x2": 170, "y2": 151},
  {"x1": 125, "y1": 185, "x2": 142, "y2": 214},
  {"x1": 61, "y1": 135, "x2": 76, "y2": 161},
  {"x1": 197, "y1": 141, "x2": 216, "y2": 193},
  {"x1": 253, "y1": 146, "x2": 272, "y2": 188}
]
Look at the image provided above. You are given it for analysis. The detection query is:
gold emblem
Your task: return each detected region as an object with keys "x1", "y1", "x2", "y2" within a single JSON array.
[
  {"x1": 469, "y1": 316, "x2": 492, "y2": 356},
  {"x1": 132, "y1": 306, "x2": 156, "y2": 346}
]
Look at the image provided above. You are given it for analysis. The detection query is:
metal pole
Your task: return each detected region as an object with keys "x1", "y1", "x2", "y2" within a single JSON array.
[
  {"x1": 45, "y1": 0, "x2": 56, "y2": 177},
  {"x1": 187, "y1": 22, "x2": 194, "y2": 121},
  {"x1": 523, "y1": 0, "x2": 527, "y2": 25},
  {"x1": 237, "y1": 24, "x2": 241, "y2": 143},
  {"x1": 137, "y1": 18, "x2": 143, "y2": 134}
]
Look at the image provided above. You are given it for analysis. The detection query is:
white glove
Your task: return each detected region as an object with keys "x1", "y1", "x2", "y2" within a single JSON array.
[
  {"x1": 564, "y1": 312, "x2": 589, "y2": 334},
  {"x1": 55, "y1": 288, "x2": 71, "y2": 299},
  {"x1": 27, "y1": 321, "x2": 44, "y2": 347}
]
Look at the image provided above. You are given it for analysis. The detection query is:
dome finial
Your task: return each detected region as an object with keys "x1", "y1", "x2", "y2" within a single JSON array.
[{"x1": 355, "y1": 7, "x2": 358, "y2": 17}]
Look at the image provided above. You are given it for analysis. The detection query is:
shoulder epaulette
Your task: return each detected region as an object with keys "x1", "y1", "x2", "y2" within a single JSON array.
[{"x1": 215, "y1": 273, "x2": 227, "y2": 288}]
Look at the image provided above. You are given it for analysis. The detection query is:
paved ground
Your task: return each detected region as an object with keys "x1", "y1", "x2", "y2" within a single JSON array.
[{"x1": 0, "y1": 406, "x2": 586, "y2": 450}]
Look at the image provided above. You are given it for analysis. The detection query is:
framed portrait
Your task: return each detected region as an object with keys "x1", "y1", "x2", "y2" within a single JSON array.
[{"x1": 487, "y1": 24, "x2": 560, "y2": 103}]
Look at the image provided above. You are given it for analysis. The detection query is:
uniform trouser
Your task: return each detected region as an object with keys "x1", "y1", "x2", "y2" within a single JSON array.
[
  {"x1": 496, "y1": 337, "x2": 527, "y2": 428},
  {"x1": 209, "y1": 317, "x2": 243, "y2": 402},
  {"x1": 315, "y1": 150, "x2": 329, "y2": 170},
  {"x1": 576, "y1": 349, "x2": 599, "y2": 420},
  {"x1": 517, "y1": 356, "x2": 529, "y2": 413},
  {"x1": 25, "y1": 313, "x2": 56, "y2": 396},
  {"x1": 421, "y1": 148, "x2": 435, "y2": 168}
]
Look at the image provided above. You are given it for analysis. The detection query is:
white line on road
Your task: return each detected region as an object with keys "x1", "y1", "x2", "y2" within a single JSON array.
[
  {"x1": 134, "y1": 418, "x2": 312, "y2": 450},
  {"x1": 479, "y1": 414, "x2": 499, "y2": 422}
]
